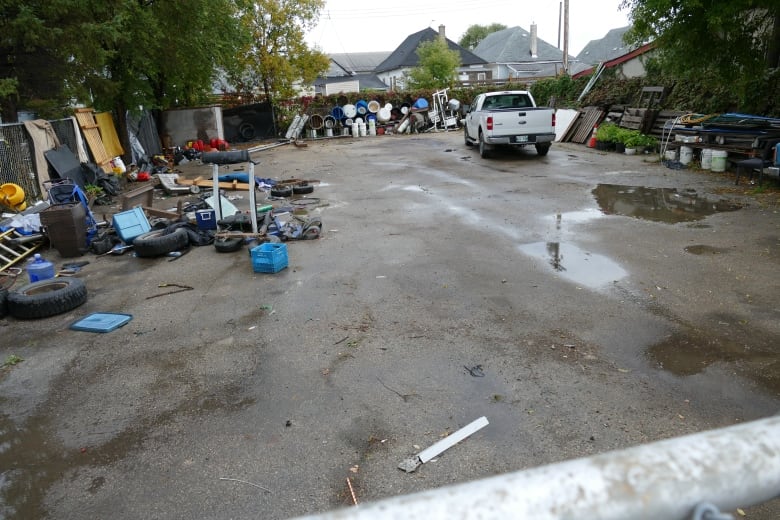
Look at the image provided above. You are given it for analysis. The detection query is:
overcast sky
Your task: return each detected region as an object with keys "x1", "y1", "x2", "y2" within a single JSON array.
[{"x1": 306, "y1": 0, "x2": 632, "y2": 57}]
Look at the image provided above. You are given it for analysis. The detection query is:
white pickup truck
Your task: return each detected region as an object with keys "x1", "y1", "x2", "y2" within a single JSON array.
[{"x1": 463, "y1": 90, "x2": 556, "y2": 158}]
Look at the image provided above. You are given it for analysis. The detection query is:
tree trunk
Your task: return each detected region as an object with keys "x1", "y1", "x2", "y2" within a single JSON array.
[{"x1": 768, "y1": 12, "x2": 780, "y2": 69}]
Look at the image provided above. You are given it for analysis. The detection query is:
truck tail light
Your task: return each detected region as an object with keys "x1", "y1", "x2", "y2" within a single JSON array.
[
  {"x1": 487, "y1": 116, "x2": 493, "y2": 131},
  {"x1": 552, "y1": 112, "x2": 556, "y2": 127}
]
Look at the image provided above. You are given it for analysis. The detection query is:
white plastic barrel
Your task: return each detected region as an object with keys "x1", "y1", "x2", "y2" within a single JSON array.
[
  {"x1": 377, "y1": 107, "x2": 391, "y2": 122},
  {"x1": 679, "y1": 146, "x2": 693, "y2": 165},
  {"x1": 700, "y1": 149, "x2": 713, "y2": 170},
  {"x1": 367, "y1": 100, "x2": 380, "y2": 113},
  {"x1": 343, "y1": 104, "x2": 357, "y2": 118}
]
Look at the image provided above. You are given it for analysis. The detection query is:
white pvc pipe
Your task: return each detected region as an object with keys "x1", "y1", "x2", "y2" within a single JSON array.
[{"x1": 292, "y1": 416, "x2": 780, "y2": 520}]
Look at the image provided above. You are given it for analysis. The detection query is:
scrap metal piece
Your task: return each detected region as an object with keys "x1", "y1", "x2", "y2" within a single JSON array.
[{"x1": 398, "y1": 416, "x2": 489, "y2": 473}]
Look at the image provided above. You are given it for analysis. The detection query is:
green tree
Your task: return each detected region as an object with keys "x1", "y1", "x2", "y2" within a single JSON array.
[
  {"x1": 231, "y1": 0, "x2": 330, "y2": 104},
  {"x1": 407, "y1": 38, "x2": 461, "y2": 90},
  {"x1": 0, "y1": 0, "x2": 247, "y2": 121},
  {"x1": 458, "y1": 23, "x2": 507, "y2": 50},
  {"x1": 620, "y1": 0, "x2": 780, "y2": 107}
]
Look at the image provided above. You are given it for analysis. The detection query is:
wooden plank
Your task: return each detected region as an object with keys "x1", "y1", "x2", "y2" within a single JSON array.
[
  {"x1": 175, "y1": 178, "x2": 252, "y2": 190},
  {"x1": 75, "y1": 108, "x2": 113, "y2": 172}
]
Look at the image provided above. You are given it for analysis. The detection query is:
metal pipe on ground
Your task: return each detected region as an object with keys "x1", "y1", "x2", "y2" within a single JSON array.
[{"x1": 292, "y1": 416, "x2": 780, "y2": 520}]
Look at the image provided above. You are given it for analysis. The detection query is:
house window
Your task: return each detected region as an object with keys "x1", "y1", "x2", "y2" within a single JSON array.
[{"x1": 477, "y1": 72, "x2": 486, "y2": 81}]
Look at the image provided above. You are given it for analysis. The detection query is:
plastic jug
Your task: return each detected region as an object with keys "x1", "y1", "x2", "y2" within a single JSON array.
[{"x1": 27, "y1": 253, "x2": 55, "y2": 282}]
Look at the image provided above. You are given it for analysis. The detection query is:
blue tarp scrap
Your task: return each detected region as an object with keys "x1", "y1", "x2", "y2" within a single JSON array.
[{"x1": 217, "y1": 173, "x2": 277, "y2": 188}]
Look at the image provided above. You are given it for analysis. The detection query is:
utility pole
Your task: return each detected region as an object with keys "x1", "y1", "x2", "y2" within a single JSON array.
[{"x1": 563, "y1": 0, "x2": 569, "y2": 74}]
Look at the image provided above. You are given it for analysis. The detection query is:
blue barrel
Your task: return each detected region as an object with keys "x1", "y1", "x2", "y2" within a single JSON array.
[
  {"x1": 355, "y1": 100, "x2": 368, "y2": 115},
  {"x1": 331, "y1": 106, "x2": 345, "y2": 120}
]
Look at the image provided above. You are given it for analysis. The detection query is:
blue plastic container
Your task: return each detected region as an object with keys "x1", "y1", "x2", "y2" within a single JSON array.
[
  {"x1": 251, "y1": 243, "x2": 288, "y2": 273},
  {"x1": 196, "y1": 209, "x2": 217, "y2": 230},
  {"x1": 775, "y1": 142, "x2": 780, "y2": 166},
  {"x1": 112, "y1": 207, "x2": 151, "y2": 244},
  {"x1": 27, "y1": 253, "x2": 55, "y2": 282}
]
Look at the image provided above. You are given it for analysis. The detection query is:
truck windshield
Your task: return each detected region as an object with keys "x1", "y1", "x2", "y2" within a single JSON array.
[{"x1": 484, "y1": 95, "x2": 530, "y2": 109}]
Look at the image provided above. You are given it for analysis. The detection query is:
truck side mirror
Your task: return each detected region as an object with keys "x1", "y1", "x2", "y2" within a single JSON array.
[{"x1": 464, "y1": 104, "x2": 471, "y2": 114}]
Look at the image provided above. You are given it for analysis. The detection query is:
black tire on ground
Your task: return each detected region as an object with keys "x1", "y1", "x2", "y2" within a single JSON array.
[
  {"x1": 270, "y1": 185, "x2": 293, "y2": 198},
  {"x1": 133, "y1": 228, "x2": 189, "y2": 257},
  {"x1": 7, "y1": 278, "x2": 88, "y2": 319},
  {"x1": 214, "y1": 237, "x2": 244, "y2": 253},
  {"x1": 464, "y1": 127, "x2": 472, "y2": 147},
  {"x1": 479, "y1": 131, "x2": 491, "y2": 158},
  {"x1": 0, "y1": 287, "x2": 7, "y2": 318},
  {"x1": 293, "y1": 183, "x2": 315, "y2": 195},
  {"x1": 535, "y1": 143, "x2": 551, "y2": 156},
  {"x1": 302, "y1": 226, "x2": 321, "y2": 240}
]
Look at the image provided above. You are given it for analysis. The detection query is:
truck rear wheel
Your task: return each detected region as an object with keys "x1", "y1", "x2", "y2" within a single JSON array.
[
  {"x1": 479, "y1": 131, "x2": 491, "y2": 158},
  {"x1": 535, "y1": 143, "x2": 551, "y2": 156}
]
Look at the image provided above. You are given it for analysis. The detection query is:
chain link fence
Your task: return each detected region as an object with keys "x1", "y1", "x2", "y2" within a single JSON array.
[
  {"x1": 0, "y1": 118, "x2": 86, "y2": 205},
  {"x1": 0, "y1": 123, "x2": 40, "y2": 201}
]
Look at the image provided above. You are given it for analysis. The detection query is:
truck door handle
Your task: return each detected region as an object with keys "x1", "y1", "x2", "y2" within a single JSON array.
[
  {"x1": 518, "y1": 112, "x2": 527, "y2": 116},
  {"x1": 518, "y1": 121, "x2": 526, "y2": 124}
]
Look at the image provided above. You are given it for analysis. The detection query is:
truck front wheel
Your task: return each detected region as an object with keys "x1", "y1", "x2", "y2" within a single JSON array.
[
  {"x1": 535, "y1": 143, "x2": 551, "y2": 156},
  {"x1": 464, "y1": 126, "x2": 473, "y2": 147},
  {"x1": 479, "y1": 131, "x2": 491, "y2": 158}
]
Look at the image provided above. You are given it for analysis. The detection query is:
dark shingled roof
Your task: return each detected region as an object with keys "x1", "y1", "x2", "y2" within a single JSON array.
[
  {"x1": 473, "y1": 26, "x2": 570, "y2": 62},
  {"x1": 327, "y1": 52, "x2": 392, "y2": 76},
  {"x1": 576, "y1": 26, "x2": 632, "y2": 65},
  {"x1": 374, "y1": 28, "x2": 486, "y2": 73}
]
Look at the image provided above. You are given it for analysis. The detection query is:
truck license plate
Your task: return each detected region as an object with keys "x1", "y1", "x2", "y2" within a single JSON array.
[{"x1": 513, "y1": 136, "x2": 528, "y2": 143}]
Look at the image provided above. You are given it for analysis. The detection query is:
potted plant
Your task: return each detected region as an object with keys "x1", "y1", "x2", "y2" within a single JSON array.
[
  {"x1": 623, "y1": 131, "x2": 645, "y2": 155},
  {"x1": 637, "y1": 133, "x2": 658, "y2": 153},
  {"x1": 84, "y1": 183, "x2": 104, "y2": 205},
  {"x1": 595, "y1": 123, "x2": 620, "y2": 150}
]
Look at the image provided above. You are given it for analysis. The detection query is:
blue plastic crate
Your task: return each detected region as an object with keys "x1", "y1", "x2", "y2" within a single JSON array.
[{"x1": 250, "y1": 242, "x2": 288, "y2": 273}]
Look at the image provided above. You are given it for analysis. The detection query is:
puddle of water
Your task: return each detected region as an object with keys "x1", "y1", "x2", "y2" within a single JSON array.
[
  {"x1": 518, "y1": 242, "x2": 627, "y2": 288},
  {"x1": 647, "y1": 331, "x2": 780, "y2": 394},
  {"x1": 684, "y1": 245, "x2": 729, "y2": 255},
  {"x1": 592, "y1": 184, "x2": 742, "y2": 223}
]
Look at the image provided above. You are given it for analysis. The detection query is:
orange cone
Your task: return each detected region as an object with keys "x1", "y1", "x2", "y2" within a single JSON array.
[{"x1": 588, "y1": 125, "x2": 598, "y2": 148}]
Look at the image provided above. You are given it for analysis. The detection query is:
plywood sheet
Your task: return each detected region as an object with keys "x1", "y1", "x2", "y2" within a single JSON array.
[
  {"x1": 75, "y1": 108, "x2": 112, "y2": 172},
  {"x1": 95, "y1": 112, "x2": 124, "y2": 158}
]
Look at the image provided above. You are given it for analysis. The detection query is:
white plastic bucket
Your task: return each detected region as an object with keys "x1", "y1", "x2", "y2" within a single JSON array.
[
  {"x1": 384, "y1": 103, "x2": 392, "y2": 111},
  {"x1": 679, "y1": 146, "x2": 693, "y2": 165},
  {"x1": 711, "y1": 150, "x2": 728, "y2": 172},
  {"x1": 325, "y1": 128, "x2": 333, "y2": 137},
  {"x1": 664, "y1": 149, "x2": 677, "y2": 161},
  {"x1": 700, "y1": 149, "x2": 713, "y2": 170}
]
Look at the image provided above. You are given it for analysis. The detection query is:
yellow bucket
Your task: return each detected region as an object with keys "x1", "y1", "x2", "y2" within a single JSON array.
[{"x1": 1, "y1": 183, "x2": 26, "y2": 206}]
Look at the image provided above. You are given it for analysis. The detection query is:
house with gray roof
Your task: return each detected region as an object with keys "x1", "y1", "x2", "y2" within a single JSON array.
[
  {"x1": 316, "y1": 52, "x2": 392, "y2": 95},
  {"x1": 373, "y1": 25, "x2": 488, "y2": 90},
  {"x1": 471, "y1": 24, "x2": 575, "y2": 82},
  {"x1": 576, "y1": 26, "x2": 633, "y2": 66},
  {"x1": 326, "y1": 52, "x2": 390, "y2": 77}
]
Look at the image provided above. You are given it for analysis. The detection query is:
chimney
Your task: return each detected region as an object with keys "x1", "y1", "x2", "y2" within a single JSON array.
[
  {"x1": 530, "y1": 23, "x2": 538, "y2": 58},
  {"x1": 439, "y1": 24, "x2": 446, "y2": 40}
]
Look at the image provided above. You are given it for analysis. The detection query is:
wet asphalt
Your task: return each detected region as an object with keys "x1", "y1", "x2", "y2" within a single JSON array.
[{"x1": 1, "y1": 131, "x2": 779, "y2": 519}]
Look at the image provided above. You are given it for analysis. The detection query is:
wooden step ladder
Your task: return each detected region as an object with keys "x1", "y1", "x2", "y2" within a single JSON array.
[{"x1": 0, "y1": 228, "x2": 43, "y2": 272}]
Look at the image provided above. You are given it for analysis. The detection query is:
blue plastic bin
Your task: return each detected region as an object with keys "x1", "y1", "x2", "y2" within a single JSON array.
[
  {"x1": 112, "y1": 207, "x2": 151, "y2": 244},
  {"x1": 250, "y1": 243, "x2": 288, "y2": 273}
]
